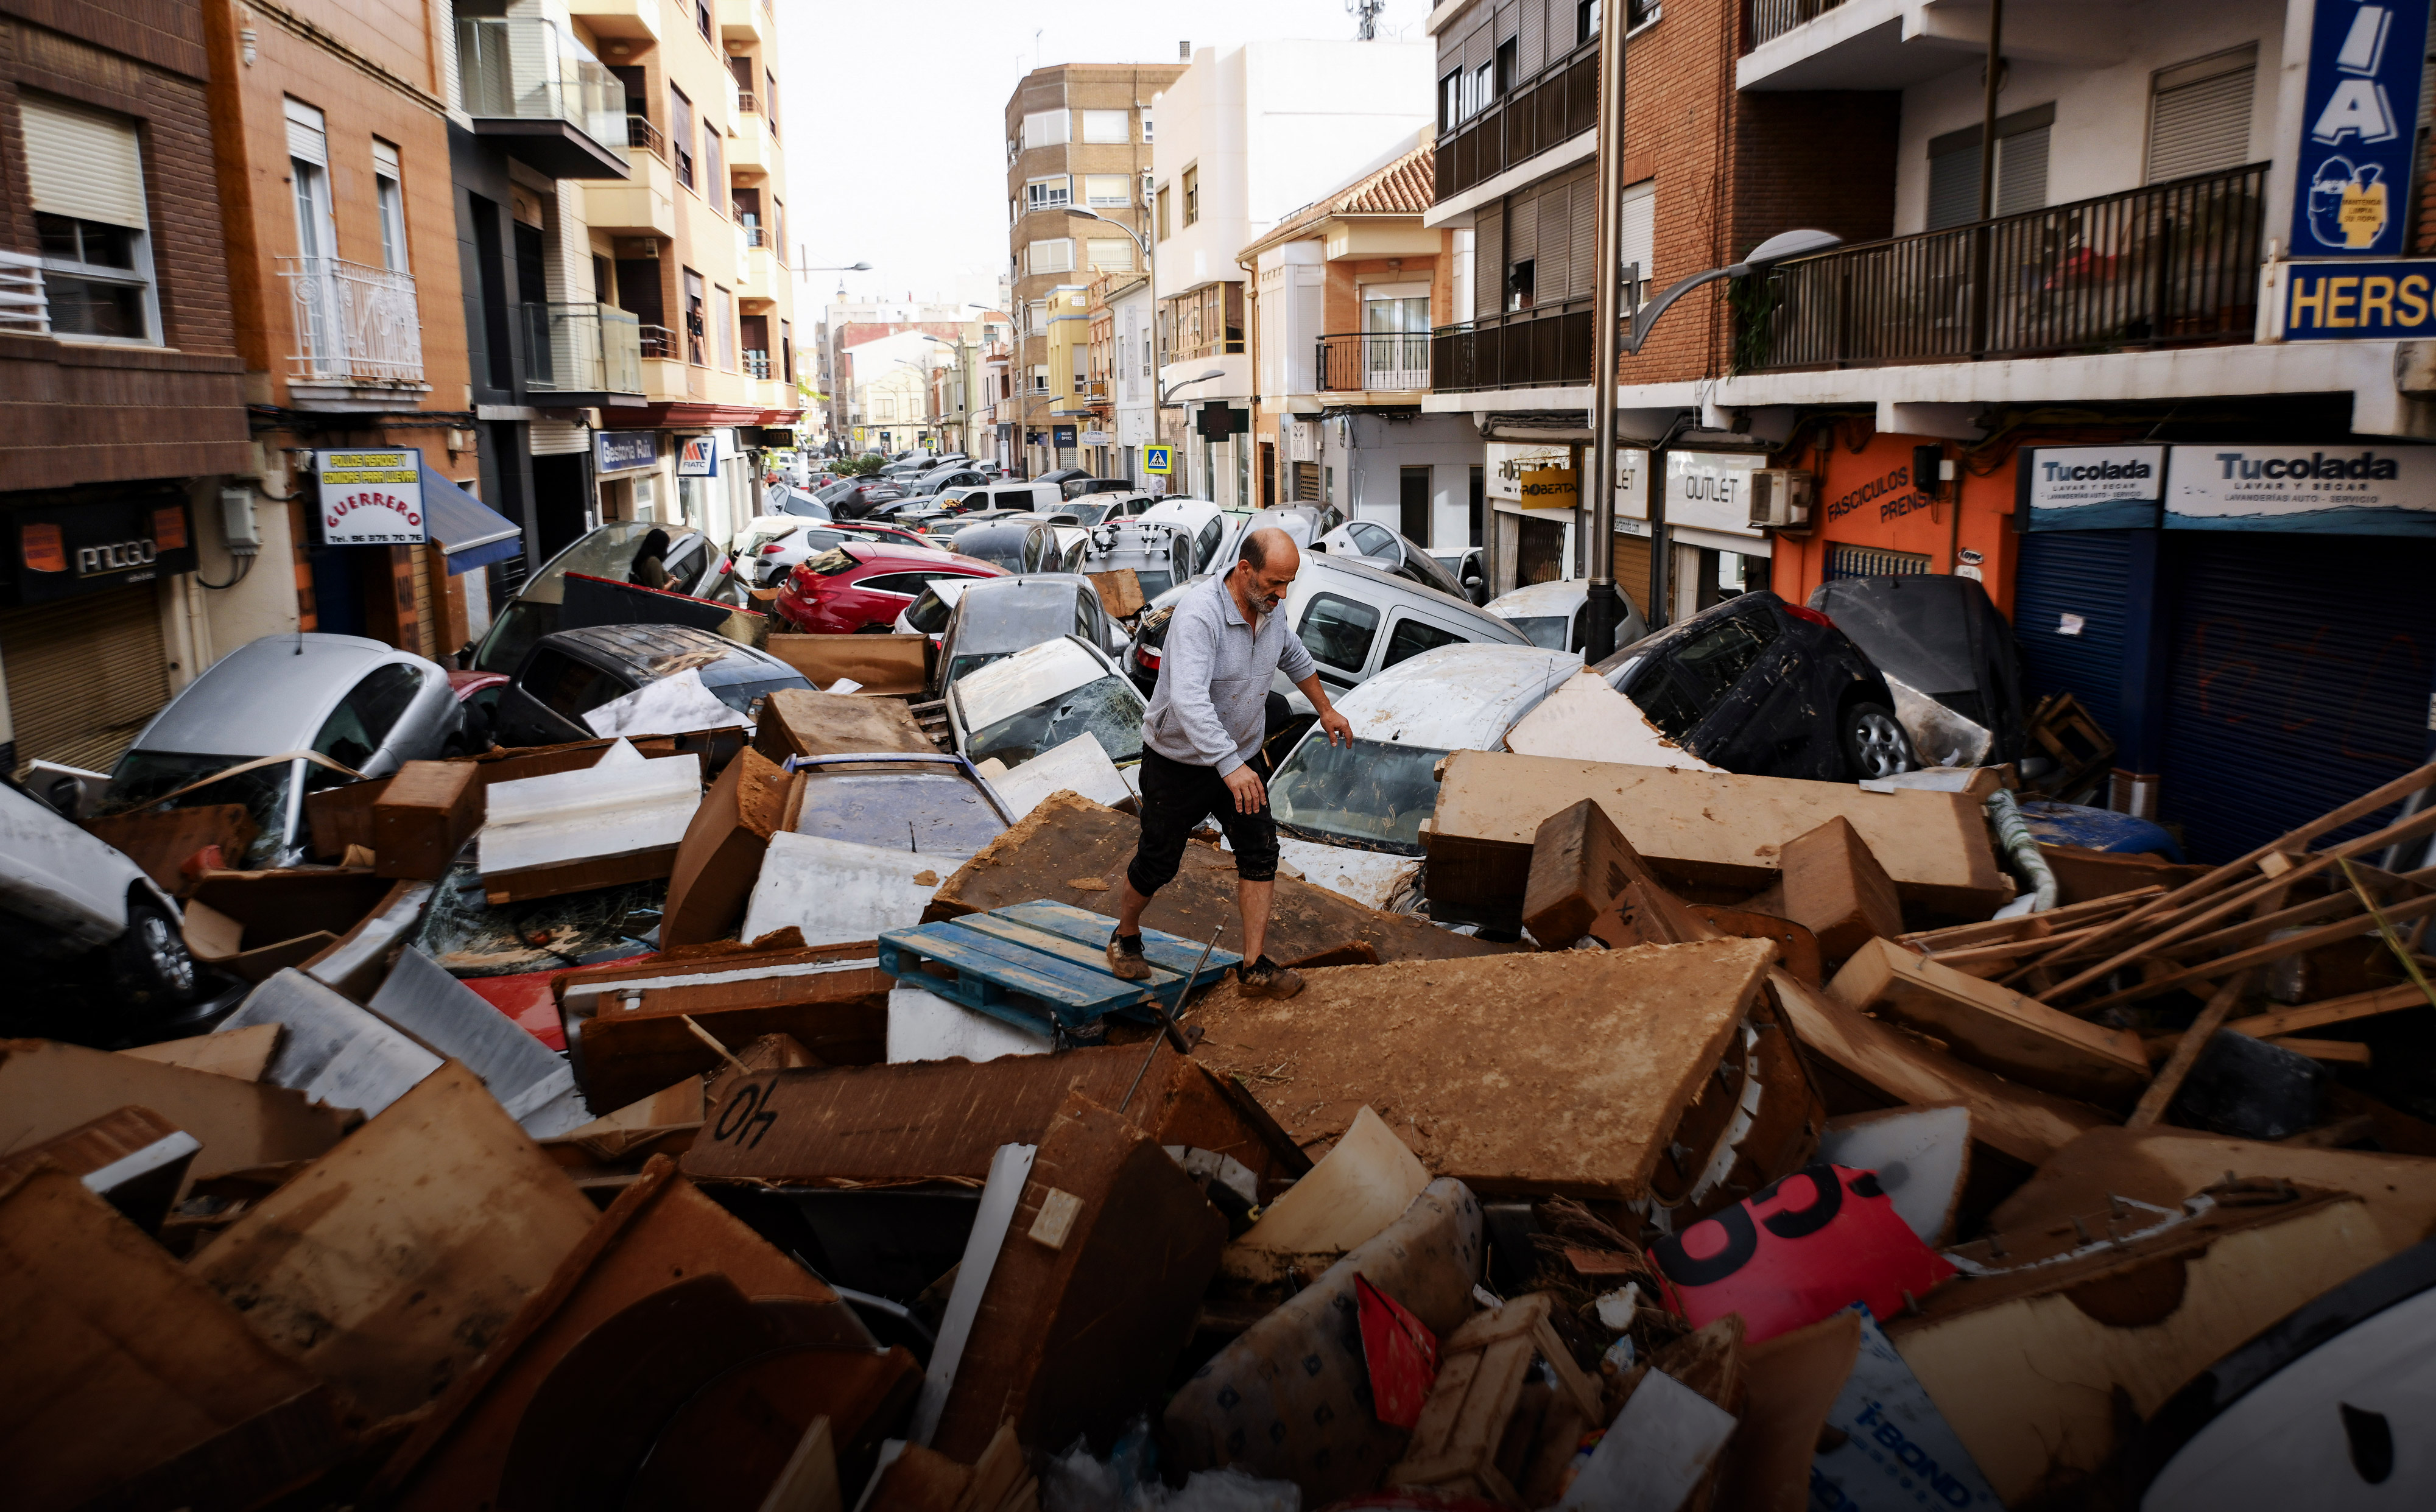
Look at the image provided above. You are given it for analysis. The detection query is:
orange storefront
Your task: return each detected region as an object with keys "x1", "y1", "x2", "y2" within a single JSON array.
[{"x1": 1765, "y1": 427, "x2": 2022, "y2": 619}]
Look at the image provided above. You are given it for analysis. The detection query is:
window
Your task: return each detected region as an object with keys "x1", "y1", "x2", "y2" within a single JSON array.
[
  {"x1": 373, "y1": 138, "x2": 408, "y2": 273},
  {"x1": 1640, "y1": 614, "x2": 1778, "y2": 735},
  {"x1": 1619, "y1": 180, "x2": 1654, "y2": 305},
  {"x1": 670, "y1": 85, "x2": 695, "y2": 189},
  {"x1": 1182, "y1": 166, "x2": 1199, "y2": 226},
  {"x1": 1156, "y1": 186, "x2": 1172, "y2": 241},
  {"x1": 1083, "y1": 174, "x2": 1131, "y2": 208},
  {"x1": 1505, "y1": 256, "x2": 1535, "y2": 311},
  {"x1": 876, "y1": 398, "x2": 895, "y2": 419},
  {"x1": 1029, "y1": 238, "x2": 1073, "y2": 274},
  {"x1": 781, "y1": 317, "x2": 793, "y2": 382},
  {"x1": 765, "y1": 67, "x2": 780, "y2": 135},
  {"x1": 1473, "y1": 62, "x2": 1492, "y2": 114},
  {"x1": 702, "y1": 127, "x2": 725, "y2": 214},
  {"x1": 36, "y1": 213, "x2": 151, "y2": 340},
  {"x1": 1440, "y1": 71, "x2": 1462, "y2": 131},
  {"x1": 1084, "y1": 237, "x2": 1134, "y2": 272},
  {"x1": 1926, "y1": 105, "x2": 2054, "y2": 229},
  {"x1": 1494, "y1": 37, "x2": 1518, "y2": 97},
  {"x1": 1028, "y1": 298, "x2": 1047, "y2": 329},
  {"x1": 1081, "y1": 110, "x2": 1131, "y2": 143},
  {"x1": 1382, "y1": 616, "x2": 1468, "y2": 669},
  {"x1": 716, "y1": 285, "x2": 735, "y2": 371},
  {"x1": 2147, "y1": 45, "x2": 2256, "y2": 183},
  {"x1": 1026, "y1": 175, "x2": 1071, "y2": 210},
  {"x1": 1021, "y1": 110, "x2": 1069, "y2": 150},
  {"x1": 1298, "y1": 593, "x2": 1379, "y2": 675},
  {"x1": 1141, "y1": 110, "x2": 1155, "y2": 142},
  {"x1": 1031, "y1": 365, "x2": 1049, "y2": 392},
  {"x1": 683, "y1": 266, "x2": 706, "y2": 364},
  {"x1": 315, "y1": 664, "x2": 427, "y2": 765},
  {"x1": 1580, "y1": 0, "x2": 1599, "y2": 41},
  {"x1": 694, "y1": 0, "x2": 711, "y2": 40}
]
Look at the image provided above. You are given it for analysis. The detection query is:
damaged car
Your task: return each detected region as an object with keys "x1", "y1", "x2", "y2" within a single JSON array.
[
  {"x1": 491, "y1": 624, "x2": 811, "y2": 747},
  {"x1": 1807, "y1": 572, "x2": 2026, "y2": 766},
  {"x1": 946, "y1": 634, "x2": 1145, "y2": 774},
  {"x1": 1590, "y1": 589, "x2": 1917, "y2": 781}
]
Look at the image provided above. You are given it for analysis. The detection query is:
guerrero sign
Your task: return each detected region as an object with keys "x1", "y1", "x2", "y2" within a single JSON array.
[
  {"x1": 2291, "y1": 0, "x2": 2429, "y2": 256},
  {"x1": 315, "y1": 449, "x2": 426, "y2": 546}
]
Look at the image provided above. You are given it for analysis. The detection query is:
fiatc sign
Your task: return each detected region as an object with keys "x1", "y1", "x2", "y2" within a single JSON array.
[
  {"x1": 2290, "y1": 0, "x2": 2429, "y2": 256},
  {"x1": 314, "y1": 449, "x2": 426, "y2": 546}
]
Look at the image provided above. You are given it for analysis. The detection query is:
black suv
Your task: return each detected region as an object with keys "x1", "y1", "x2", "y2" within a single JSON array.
[{"x1": 492, "y1": 624, "x2": 811, "y2": 747}]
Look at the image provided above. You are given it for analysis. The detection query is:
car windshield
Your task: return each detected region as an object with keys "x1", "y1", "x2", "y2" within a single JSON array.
[
  {"x1": 965, "y1": 673, "x2": 1144, "y2": 767},
  {"x1": 951, "y1": 527, "x2": 1029, "y2": 571},
  {"x1": 801, "y1": 547, "x2": 860, "y2": 576},
  {"x1": 1133, "y1": 569, "x2": 1175, "y2": 599},
  {"x1": 1505, "y1": 614, "x2": 1572, "y2": 652},
  {"x1": 1269, "y1": 736, "x2": 1448, "y2": 856},
  {"x1": 946, "y1": 650, "x2": 1010, "y2": 684},
  {"x1": 905, "y1": 585, "x2": 957, "y2": 633},
  {"x1": 102, "y1": 749, "x2": 300, "y2": 867},
  {"x1": 518, "y1": 522, "x2": 669, "y2": 606}
]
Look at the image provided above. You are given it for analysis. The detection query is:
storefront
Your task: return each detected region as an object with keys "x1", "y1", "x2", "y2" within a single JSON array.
[
  {"x1": 593, "y1": 429, "x2": 664, "y2": 527},
  {"x1": 1484, "y1": 441, "x2": 1650, "y2": 604},
  {"x1": 0, "y1": 485, "x2": 197, "y2": 774},
  {"x1": 1764, "y1": 429, "x2": 2019, "y2": 618},
  {"x1": 1655, "y1": 451, "x2": 1774, "y2": 622}
]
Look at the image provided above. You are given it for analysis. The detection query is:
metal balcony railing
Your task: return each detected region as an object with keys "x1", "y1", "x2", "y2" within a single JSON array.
[
  {"x1": 742, "y1": 223, "x2": 768, "y2": 247},
  {"x1": 0, "y1": 249, "x2": 49, "y2": 335},
  {"x1": 518, "y1": 301, "x2": 643, "y2": 395},
  {"x1": 280, "y1": 255, "x2": 423, "y2": 384},
  {"x1": 1743, "y1": 161, "x2": 2269, "y2": 371},
  {"x1": 456, "y1": 18, "x2": 623, "y2": 150},
  {"x1": 1435, "y1": 44, "x2": 1602, "y2": 202},
  {"x1": 744, "y1": 348, "x2": 771, "y2": 379},
  {"x1": 627, "y1": 114, "x2": 667, "y2": 162},
  {"x1": 736, "y1": 90, "x2": 759, "y2": 114},
  {"x1": 1429, "y1": 298, "x2": 1595, "y2": 393},
  {"x1": 639, "y1": 323, "x2": 677, "y2": 360},
  {"x1": 1750, "y1": 0, "x2": 1846, "y2": 49},
  {"x1": 1317, "y1": 332, "x2": 1431, "y2": 392}
]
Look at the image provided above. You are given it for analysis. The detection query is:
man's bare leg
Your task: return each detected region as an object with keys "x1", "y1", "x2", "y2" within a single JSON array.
[
  {"x1": 1115, "y1": 877, "x2": 1152, "y2": 936},
  {"x1": 1237, "y1": 878, "x2": 1272, "y2": 966}
]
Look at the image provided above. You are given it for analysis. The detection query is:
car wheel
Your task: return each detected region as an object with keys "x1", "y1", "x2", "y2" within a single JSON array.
[
  {"x1": 109, "y1": 901, "x2": 197, "y2": 1011},
  {"x1": 1840, "y1": 701, "x2": 1915, "y2": 780}
]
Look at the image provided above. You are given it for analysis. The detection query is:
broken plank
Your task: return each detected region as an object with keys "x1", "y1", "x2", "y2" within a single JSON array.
[
  {"x1": 2076, "y1": 888, "x2": 2436, "y2": 1014},
  {"x1": 1896, "y1": 887, "x2": 2163, "y2": 951},
  {"x1": 2128, "y1": 972, "x2": 2253, "y2": 1130},
  {"x1": 119, "y1": 1021, "x2": 283, "y2": 1082},
  {"x1": 2265, "y1": 1036, "x2": 2371, "y2": 1064}
]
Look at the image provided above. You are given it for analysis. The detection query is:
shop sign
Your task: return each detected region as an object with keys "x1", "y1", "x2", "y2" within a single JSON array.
[
  {"x1": 2019, "y1": 445, "x2": 2165, "y2": 529},
  {"x1": 1052, "y1": 424, "x2": 1077, "y2": 447},
  {"x1": 1664, "y1": 452, "x2": 1768, "y2": 540},
  {"x1": 1142, "y1": 445, "x2": 1174, "y2": 474},
  {"x1": 2276, "y1": 258, "x2": 2436, "y2": 339},
  {"x1": 1519, "y1": 467, "x2": 1578, "y2": 511},
  {"x1": 2290, "y1": 0, "x2": 2428, "y2": 256},
  {"x1": 2166, "y1": 443, "x2": 2436, "y2": 533},
  {"x1": 10, "y1": 492, "x2": 199, "y2": 605},
  {"x1": 1821, "y1": 456, "x2": 1934, "y2": 529},
  {"x1": 594, "y1": 430, "x2": 658, "y2": 473},
  {"x1": 1080, "y1": 429, "x2": 1112, "y2": 446},
  {"x1": 676, "y1": 435, "x2": 719, "y2": 477},
  {"x1": 315, "y1": 448, "x2": 426, "y2": 546}
]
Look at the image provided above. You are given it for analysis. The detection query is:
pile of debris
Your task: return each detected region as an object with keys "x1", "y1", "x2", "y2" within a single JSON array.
[{"x1": 10, "y1": 708, "x2": 2436, "y2": 1511}]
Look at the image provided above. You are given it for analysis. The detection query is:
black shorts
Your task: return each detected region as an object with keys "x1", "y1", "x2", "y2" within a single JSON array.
[{"x1": 1125, "y1": 746, "x2": 1280, "y2": 894}]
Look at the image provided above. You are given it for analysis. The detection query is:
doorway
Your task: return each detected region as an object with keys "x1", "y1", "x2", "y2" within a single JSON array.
[
  {"x1": 1399, "y1": 466, "x2": 1432, "y2": 545},
  {"x1": 1259, "y1": 441, "x2": 1276, "y2": 507},
  {"x1": 1518, "y1": 515, "x2": 1566, "y2": 585},
  {"x1": 532, "y1": 452, "x2": 591, "y2": 561}
]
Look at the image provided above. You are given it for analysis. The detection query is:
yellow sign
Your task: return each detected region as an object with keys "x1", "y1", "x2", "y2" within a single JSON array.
[{"x1": 1519, "y1": 466, "x2": 1578, "y2": 511}]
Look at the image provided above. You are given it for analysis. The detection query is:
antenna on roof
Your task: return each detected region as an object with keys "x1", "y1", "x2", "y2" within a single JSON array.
[{"x1": 1345, "y1": 0, "x2": 1384, "y2": 40}]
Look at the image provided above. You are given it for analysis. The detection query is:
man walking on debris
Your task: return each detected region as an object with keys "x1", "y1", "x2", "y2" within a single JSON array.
[{"x1": 1107, "y1": 526, "x2": 1353, "y2": 999}]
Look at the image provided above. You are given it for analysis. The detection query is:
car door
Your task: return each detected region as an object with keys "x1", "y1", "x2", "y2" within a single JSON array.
[
  {"x1": 1378, "y1": 609, "x2": 1474, "y2": 671},
  {"x1": 1295, "y1": 588, "x2": 1383, "y2": 695},
  {"x1": 496, "y1": 646, "x2": 632, "y2": 747}
]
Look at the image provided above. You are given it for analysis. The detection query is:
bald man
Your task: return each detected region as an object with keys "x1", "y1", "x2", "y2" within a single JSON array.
[{"x1": 1107, "y1": 526, "x2": 1353, "y2": 999}]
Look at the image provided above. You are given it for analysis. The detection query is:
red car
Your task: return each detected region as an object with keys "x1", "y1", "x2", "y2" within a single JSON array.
[{"x1": 774, "y1": 541, "x2": 1006, "y2": 634}]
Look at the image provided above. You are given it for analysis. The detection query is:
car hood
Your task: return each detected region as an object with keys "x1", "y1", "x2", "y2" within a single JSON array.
[{"x1": 952, "y1": 637, "x2": 1111, "y2": 730}]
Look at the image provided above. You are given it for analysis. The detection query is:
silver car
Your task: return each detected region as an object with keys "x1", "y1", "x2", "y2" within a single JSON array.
[
  {"x1": 98, "y1": 633, "x2": 468, "y2": 868},
  {"x1": 948, "y1": 635, "x2": 1146, "y2": 772},
  {"x1": 934, "y1": 574, "x2": 1123, "y2": 694},
  {"x1": 1320, "y1": 519, "x2": 1473, "y2": 600},
  {"x1": 1483, "y1": 578, "x2": 1650, "y2": 656}
]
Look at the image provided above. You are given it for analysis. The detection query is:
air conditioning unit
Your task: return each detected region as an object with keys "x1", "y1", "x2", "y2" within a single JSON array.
[{"x1": 1748, "y1": 468, "x2": 1815, "y2": 532}]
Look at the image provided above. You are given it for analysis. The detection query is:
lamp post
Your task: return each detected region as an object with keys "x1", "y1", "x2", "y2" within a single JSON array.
[{"x1": 1066, "y1": 206, "x2": 1156, "y2": 483}]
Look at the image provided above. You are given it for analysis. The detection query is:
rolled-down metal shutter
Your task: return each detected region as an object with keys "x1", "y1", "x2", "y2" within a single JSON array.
[
  {"x1": 2010, "y1": 529, "x2": 2134, "y2": 744},
  {"x1": 2160, "y1": 533, "x2": 2436, "y2": 863},
  {"x1": 1, "y1": 583, "x2": 171, "y2": 775}
]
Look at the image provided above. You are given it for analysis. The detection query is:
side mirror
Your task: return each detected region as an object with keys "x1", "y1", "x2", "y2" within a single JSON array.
[{"x1": 46, "y1": 775, "x2": 83, "y2": 821}]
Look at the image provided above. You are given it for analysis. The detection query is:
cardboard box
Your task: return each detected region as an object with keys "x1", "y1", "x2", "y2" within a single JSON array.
[
  {"x1": 372, "y1": 761, "x2": 484, "y2": 879},
  {"x1": 764, "y1": 633, "x2": 929, "y2": 697},
  {"x1": 660, "y1": 746, "x2": 795, "y2": 947},
  {"x1": 1086, "y1": 568, "x2": 1146, "y2": 619},
  {"x1": 81, "y1": 804, "x2": 258, "y2": 893},
  {"x1": 304, "y1": 777, "x2": 391, "y2": 860}
]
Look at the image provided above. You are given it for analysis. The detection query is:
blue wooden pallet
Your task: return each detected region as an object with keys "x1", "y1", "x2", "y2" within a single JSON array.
[{"x1": 877, "y1": 899, "x2": 1242, "y2": 1038}]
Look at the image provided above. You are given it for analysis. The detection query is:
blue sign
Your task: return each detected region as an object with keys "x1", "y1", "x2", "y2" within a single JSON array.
[
  {"x1": 2280, "y1": 258, "x2": 2436, "y2": 337},
  {"x1": 594, "y1": 430, "x2": 657, "y2": 473},
  {"x1": 2018, "y1": 445, "x2": 2164, "y2": 530},
  {"x1": 2291, "y1": 0, "x2": 2429, "y2": 256}
]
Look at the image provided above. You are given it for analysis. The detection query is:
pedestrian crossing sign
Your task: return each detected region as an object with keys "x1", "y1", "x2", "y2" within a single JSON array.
[{"x1": 1142, "y1": 445, "x2": 1174, "y2": 475}]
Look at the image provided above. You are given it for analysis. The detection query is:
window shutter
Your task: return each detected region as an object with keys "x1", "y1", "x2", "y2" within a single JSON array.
[
  {"x1": 1619, "y1": 181, "x2": 1655, "y2": 292},
  {"x1": 21, "y1": 94, "x2": 147, "y2": 229},
  {"x1": 1537, "y1": 180, "x2": 1572, "y2": 302},
  {"x1": 1926, "y1": 146, "x2": 1979, "y2": 231},
  {"x1": 1996, "y1": 125, "x2": 2049, "y2": 214},
  {"x1": 284, "y1": 97, "x2": 328, "y2": 167},
  {"x1": 1521, "y1": 0, "x2": 1546, "y2": 77},
  {"x1": 373, "y1": 138, "x2": 400, "y2": 177},
  {"x1": 2147, "y1": 58, "x2": 2255, "y2": 183},
  {"x1": 1474, "y1": 203, "x2": 1504, "y2": 319},
  {"x1": 1507, "y1": 186, "x2": 1539, "y2": 275}
]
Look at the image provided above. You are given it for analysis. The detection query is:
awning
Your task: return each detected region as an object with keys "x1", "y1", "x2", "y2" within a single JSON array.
[{"x1": 420, "y1": 464, "x2": 523, "y2": 575}]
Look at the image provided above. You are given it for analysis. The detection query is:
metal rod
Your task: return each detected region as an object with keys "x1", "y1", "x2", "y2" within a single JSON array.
[
  {"x1": 1976, "y1": 0, "x2": 2002, "y2": 223},
  {"x1": 1119, "y1": 918, "x2": 1225, "y2": 1112},
  {"x1": 1583, "y1": 0, "x2": 1632, "y2": 660}
]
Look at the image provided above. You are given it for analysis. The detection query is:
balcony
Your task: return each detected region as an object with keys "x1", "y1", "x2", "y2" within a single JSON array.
[
  {"x1": 1429, "y1": 298, "x2": 1594, "y2": 394},
  {"x1": 456, "y1": 17, "x2": 629, "y2": 178},
  {"x1": 744, "y1": 348, "x2": 772, "y2": 379},
  {"x1": 586, "y1": 122, "x2": 678, "y2": 234},
  {"x1": 1742, "y1": 161, "x2": 2266, "y2": 371},
  {"x1": 279, "y1": 256, "x2": 426, "y2": 405},
  {"x1": 728, "y1": 114, "x2": 772, "y2": 174},
  {"x1": 1740, "y1": 0, "x2": 2128, "y2": 93},
  {"x1": 1317, "y1": 332, "x2": 1431, "y2": 393},
  {"x1": 717, "y1": 0, "x2": 770, "y2": 46},
  {"x1": 1435, "y1": 44, "x2": 1601, "y2": 204},
  {"x1": 517, "y1": 301, "x2": 644, "y2": 405}
]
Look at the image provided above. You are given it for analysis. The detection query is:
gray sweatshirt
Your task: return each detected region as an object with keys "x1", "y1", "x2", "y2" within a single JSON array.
[{"x1": 1142, "y1": 575, "x2": 1317, "y2": 774}]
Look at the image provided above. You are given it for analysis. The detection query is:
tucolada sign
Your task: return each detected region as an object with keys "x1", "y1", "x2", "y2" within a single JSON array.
[{"x1": 2166, "y1": 444, "x2": 2436, "y2": 533}]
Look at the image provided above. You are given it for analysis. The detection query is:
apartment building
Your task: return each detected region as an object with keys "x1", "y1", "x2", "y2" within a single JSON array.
[
  {"x1": 0, "y1": 0, "x2": 253, "y2": 775},
  {"x1": 202, "y1": 0, "x2": 500, "y2": 667},
  {"x1": 823, "y1": 295, "x2": 983, "y2": 455},
  {"x1": 1239, "y1": 135, "x2": 1482, "y2": 541},
  {"x1": 1004, "y1": 59, "x2": 1181, "y2": 476},
  {"x1": 1426, "y1": 0, "x2": 2436, "y2": 860},
  {"x1": 1150, "y1": 40, "x2": 1436, "y2": 505}
]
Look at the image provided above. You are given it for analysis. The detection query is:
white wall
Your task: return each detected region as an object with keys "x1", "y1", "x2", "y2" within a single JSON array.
[
  {"x1": 1325, "y1": 411, "x2": 1484, "y2": 549},
  {"x1": 1892, "y1": 0, "x2": 2287, "y2": 234}
]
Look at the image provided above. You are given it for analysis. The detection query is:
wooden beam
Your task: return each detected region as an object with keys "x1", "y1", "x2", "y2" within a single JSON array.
[
  {"x1": 2075, "y1": 888, "x2": 2436, "y2": 1014},
  {"x1": 2127, "y1": 971, "x2": 2253, "y2": 1130},
  {"x1": 2266, "y1": 1037, "x2": 2371, "y2": 1065}
]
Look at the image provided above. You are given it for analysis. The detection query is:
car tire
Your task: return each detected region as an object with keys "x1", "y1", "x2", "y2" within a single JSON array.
[
  {"x1": 1840, "y1": 701, "x2": 1916, "y2": 781},
  {"x1": 109, "y1": 899, "x2": 197, "y2": 1013}
]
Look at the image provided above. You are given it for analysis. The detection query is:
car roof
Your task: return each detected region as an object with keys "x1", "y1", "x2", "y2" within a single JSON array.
[
  {"x1": 952, "y1": 635, "x2": 1115, "y2": 730},
  {"x1": 947, "y1": 577, "x2": 1091, "y2": 650},
  {"x1": 1328, "y1": 644, "x2": 1583, "y2": 748},
  {"x1": 131, "y1": 633, "x2": 421, "y2": 757},
  {"x1": 1485, "y1": 579, "x2": 1589, "y2": 617},
  {"x1": 539, "y1": 623, "x2": 797, "y2": 687},
  {"x1": 840, "y1": 540, "x2": 994, "y2": 570}
]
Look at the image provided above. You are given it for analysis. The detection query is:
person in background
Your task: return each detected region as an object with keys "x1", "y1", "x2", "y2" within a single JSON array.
[{"x1": 630, "y1": 528, "x2": 672, "y2": 589}]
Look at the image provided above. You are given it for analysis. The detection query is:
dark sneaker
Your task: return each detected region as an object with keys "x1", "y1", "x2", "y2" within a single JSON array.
[
  {"x1": 1236, "y1": 956, "x2": 1304, "y2": 1000},
  {"x1": 1105, "y1": 932, "x2": 1150, "y2": 981}
]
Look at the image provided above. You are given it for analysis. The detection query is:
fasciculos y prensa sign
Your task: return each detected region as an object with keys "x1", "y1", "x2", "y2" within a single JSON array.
[
  {"x1": 2165, "y1": 443, "x2": 2436, "y2": 535},
  {"x1": 315, "y1": 448, "x2": 428, "y2": 546}
]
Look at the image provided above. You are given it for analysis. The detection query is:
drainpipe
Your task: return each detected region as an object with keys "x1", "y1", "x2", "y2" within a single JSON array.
[{"x1": 1582, "y1": 0, "x2": 1633, "y2": 657}]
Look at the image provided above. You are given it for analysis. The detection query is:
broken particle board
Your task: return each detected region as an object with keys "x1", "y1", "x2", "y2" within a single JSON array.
[
  {"x1": 1779, "y1": 815, "x2": 1905, "y2": 962},
  {"x1": 762, "y1": 633, "x2": 929, "y2": 698},
  {"x1": 660, "y1": 745, "x2": 798, "y2": 948},
  {"x1": 1425, "y1": 750, "x2": 2010, "y2": 923},
  {"x1": 372, "y1": 760, "x2": 484, "y2": 880},
  {"x1": 0, "y1": 1037, "x2": 350, "y2": 1184},
  {"x1": 80, "y1": 803, "x2": 259, "y2": 895},
  {"x1": 0, "y1": 1163, "x2": 344, "y2": 1512},
  {"x1": 931, "y1": 789, "x2": 1511, "y2": 964},
  {"x1": 120, "y1": 1021, "x2": 283, "y2": 1082},
  {"x1": 752, "y1": 685, "x2": 937, "y2": 765},
  {"x1": 186, "y1": 1060, "x2": 601, "y2": 1427},
  {"x1": 1189, "y1": 938, "x2": 1778, "y2": 1200},
  {"x1": 1521, "y1": 796, "x2": 1674, "y2": 946},
  {"x1": 1827, "y1": 938, "x2": 2153, "y2": 1108},
  {"x1": 1501, "y1": 670, "x2": 1723, "y2": 773},
  {"x1": 930, "y1": 1092, "x2": 1228, "y2": 1461},
  {"x1": 479, "y1": 741, "x2": 703, "y2": 905}
]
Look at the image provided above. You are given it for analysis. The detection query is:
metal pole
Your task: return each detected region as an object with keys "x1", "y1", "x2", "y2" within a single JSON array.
[
  {"x1": 1582, "y1": 0, "x2": 1632, "y2": 659},
  {"x1": 1971, "y1": 0, "x2": 2002, "y2": 356}
]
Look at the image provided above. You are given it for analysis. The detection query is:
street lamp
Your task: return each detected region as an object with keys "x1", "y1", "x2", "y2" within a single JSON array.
[
  {"x1": 1620, "y1": 229, "x2": 1842, "y2": 357},
  {"x1": 1161, "y1": 368, "x2": 1223, "y2": 403}
]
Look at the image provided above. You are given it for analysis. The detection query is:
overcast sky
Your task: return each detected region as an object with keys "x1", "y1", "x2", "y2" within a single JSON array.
[{"x1": 776, "y1": 0, "x2": 1435, "y2": 322}]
